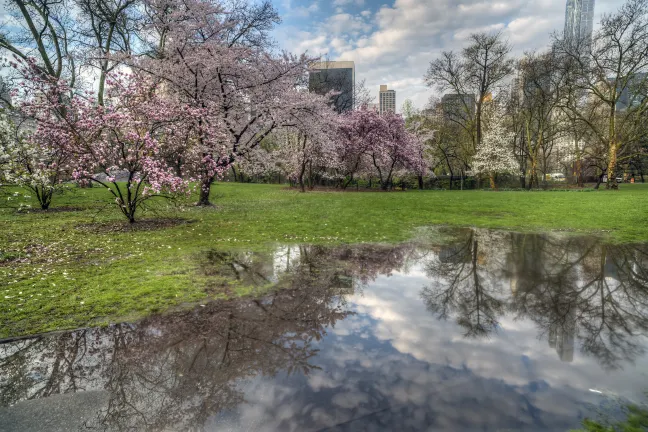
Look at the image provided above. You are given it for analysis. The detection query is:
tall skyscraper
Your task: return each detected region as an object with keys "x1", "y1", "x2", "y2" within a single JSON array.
[
  {"x1": 308, "y1": 61, "x2": 355, "y2": 113},
  {"x1": 379, "y1": 85, "x2": 396, "y2": 114},
  {"x1": 564, "y1": 0, "x2": 595, "y2": 46},
  {"x1": 441, "y1": 93, "x2": 475, "y2": 123}
]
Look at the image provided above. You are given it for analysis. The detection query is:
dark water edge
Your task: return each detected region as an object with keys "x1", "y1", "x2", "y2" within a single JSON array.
[{"x1": 1, "y1": 228, "x2": 647, "y2": 431}]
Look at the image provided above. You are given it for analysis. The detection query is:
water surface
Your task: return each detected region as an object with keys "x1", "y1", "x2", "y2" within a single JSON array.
[{"x1": 1, "y1": 228, "x2": 647, "y2": 431}]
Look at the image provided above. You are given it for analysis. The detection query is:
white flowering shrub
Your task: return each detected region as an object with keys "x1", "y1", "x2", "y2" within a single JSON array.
[
  {"x1": 0, "y1": 112, "x2": 69, "y2": 210},
  {"x1": 472, "y1": 111, "x2": 518, "y2": 188}
]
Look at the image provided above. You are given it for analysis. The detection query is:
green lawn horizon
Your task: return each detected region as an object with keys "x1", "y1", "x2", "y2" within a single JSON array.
[{"x1": 2, "y1": 182, "x2": 647, "y2": 338}]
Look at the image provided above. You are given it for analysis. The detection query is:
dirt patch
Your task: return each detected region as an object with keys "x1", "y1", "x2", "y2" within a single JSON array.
[{"x1": 76, "y1": 218, "x2": 196, "y2": 234}]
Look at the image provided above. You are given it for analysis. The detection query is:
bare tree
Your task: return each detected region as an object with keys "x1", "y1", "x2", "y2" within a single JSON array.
[
  {"x1": 425, "y1": 32, "x2": 514, "y2": 152},
  {"x1": 515, "y1": 51, "x2": 568, "y2": 189},
  {"x1": 0, "y1": 0, "x2": 77, "y2": 95},
  {"x1": 554, "y1": 0, "x2": 648, "y2": 189},
  {"x1": 75, "y1": 0, "x2": 142, "y2": 104},
  {"x1": 222, "y1": 0, "x2": 281, "y2": 50}
]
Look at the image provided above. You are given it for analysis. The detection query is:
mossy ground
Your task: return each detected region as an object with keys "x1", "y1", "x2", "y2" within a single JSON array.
[{"x1": 2, "y1": 182, "x2": 647, "y2": 338}]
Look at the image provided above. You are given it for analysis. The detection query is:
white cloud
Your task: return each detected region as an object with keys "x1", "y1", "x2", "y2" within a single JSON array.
[
  {"x1": 326, "y1": 13, "x2": 372, "y2": 34},
  {"x1": 278, "y1": 0, "x2": 628, "y2": 111},
  {"x1": 333, "y1": 0, "x2": 366, "y2": 6},
  {"x1": 288, "y1": 1, "x2": 320, "y2": 18}
]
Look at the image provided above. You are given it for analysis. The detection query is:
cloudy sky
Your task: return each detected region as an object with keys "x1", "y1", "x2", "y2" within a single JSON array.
[{"x1": 273, "y1": 0, "x2": 622, "y2": 111}]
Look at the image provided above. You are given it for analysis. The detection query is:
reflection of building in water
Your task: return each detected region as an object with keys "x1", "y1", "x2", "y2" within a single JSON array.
[
  {"x1": 604, "y1": 254, "x2": 620, "y2": 284},
  {"x1": 510, "y1": 277, "x2": 518, "y2": 296},
  {"x1": 548, "y1": 310, "x2": 577, "y2": 362}
]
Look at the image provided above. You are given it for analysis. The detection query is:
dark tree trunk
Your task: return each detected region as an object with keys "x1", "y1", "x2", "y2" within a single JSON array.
[
  {"x1": 594, "y1": 172, "x2": 605, "y2": 190},
  {"x1": 418, "y1": 175, "x2": 424, "y2": 190},
  {"x1": 298, "y1": 161, "x2": 306, "y2": 193},
  {"x1": 198, "y1": 176, "x2": 214, "y2": 206},
  {"x1": 575, "y1": 159, "x2": 584, "y2": 187}
]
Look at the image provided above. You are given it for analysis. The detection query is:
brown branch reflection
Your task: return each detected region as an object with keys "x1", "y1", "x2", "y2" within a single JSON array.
[
  {"x1": 0, "y1": 243, "x2": 416, "y2": 431},
  {"x1": 421, "y1": 229, "x2": 507, "y2": 338},
  {"x1": 420, "y1": 229, "x2": 648, "y2": 370},
  {"x1": 2, "y1": 236, "x2": 647, "y2": 431}
]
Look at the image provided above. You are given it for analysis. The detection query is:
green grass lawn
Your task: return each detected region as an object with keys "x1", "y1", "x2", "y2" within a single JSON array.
[{"x1": 1, "y1": 182, "x2": 647, "y2": 338}]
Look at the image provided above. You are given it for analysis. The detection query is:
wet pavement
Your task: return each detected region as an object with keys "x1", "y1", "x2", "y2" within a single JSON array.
[{"x1": 1, "y1": 228, "x2": 647, "y2": 431}]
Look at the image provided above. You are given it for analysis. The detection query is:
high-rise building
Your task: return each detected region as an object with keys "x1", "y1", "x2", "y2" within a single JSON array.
[
  {"x1": 441, "y1": 93, "x2": 475, "y2": 123},
  {"x1": 379, "y1": 85, "x2": 396, "y2": 114},
  {"x1": 308, "y1": 61, "x2": 355, "y2": 113},
  {"x1": 615, "y1": 72, "x2": 647, "y2": 112},
  {"x1": 564, "y1": 0, "x2": 595, "y2": 47},
  {"x1": 548, "y1": 316, "x2": 576, "y2": 363}
]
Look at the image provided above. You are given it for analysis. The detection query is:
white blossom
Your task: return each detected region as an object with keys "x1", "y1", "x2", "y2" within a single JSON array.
[{"x1": 472, "y1": 110, "x2": 518, "y2": 176}]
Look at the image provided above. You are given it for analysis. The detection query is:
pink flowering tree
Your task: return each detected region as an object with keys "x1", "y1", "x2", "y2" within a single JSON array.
[
  {"x1": 136, "y1": 0, "x2": 317, "y2": 205},
  {"x1": 274, "y1": 91, "x2": 339, "y2": 192},
  {"x1": 336, "y1": 108, "x2": 426, "y2": 190},
  {"x1": 368, "y1": 112, "x2": 426, "y2": 190},
  {"x1": 336, "y1": 107, "x2": 386, "y2": 189},
  {"x1": 70, "y1": 74, "x2": 191, "y2": 222},
  {"x1": 13, "y1": 56, "x2": 191, "y2": 221},
  {"x1": 7, "y1": 58, "x2": 85, "y2": 210}
]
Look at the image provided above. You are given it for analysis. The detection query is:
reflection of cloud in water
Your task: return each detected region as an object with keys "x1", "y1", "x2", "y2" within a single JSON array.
[{"x1": 2, "y1": 230, "x2": 648, "y2": 431}]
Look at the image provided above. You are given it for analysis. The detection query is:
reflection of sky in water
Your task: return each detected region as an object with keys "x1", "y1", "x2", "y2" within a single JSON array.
[
  {"x1": 214, "y1": 267, "x2": 648, "y2": 431},
  {"x1": 2, "y1": 230, "x2": 648, "y2": 431}
]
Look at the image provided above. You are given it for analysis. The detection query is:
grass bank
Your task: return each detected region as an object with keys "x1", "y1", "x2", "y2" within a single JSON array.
[{"x1": 1, "y1": 182, "x2": 647, "y2": 337}]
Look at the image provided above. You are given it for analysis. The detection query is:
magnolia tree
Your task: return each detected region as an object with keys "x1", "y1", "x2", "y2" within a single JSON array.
[
  {"x1": 1, "y1": 121, "x2": 69, "y2": 210},
  {"x1": 0, "y1": 112, "x2": 18, "y2": 188},
  {"x1": 473, "y1": 108, "x2": 518, "y2": 189},
  {"x1": 13, "y1": 57, "x2": 191, "y2": 222},
  {"x1": 7, "y1": 59, "x2": 80, "y2": 210},
  {"x1": 70, "y1": 74, "x2": 191, "y2": 223}
]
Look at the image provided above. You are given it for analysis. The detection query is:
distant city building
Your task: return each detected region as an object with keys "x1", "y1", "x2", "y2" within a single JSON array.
[
  {"x1": 441, "y1": 93, "x2": 475, "y2": 123},
  {"x1": 367, "y1": 102, "x2": 379, "y2": 112},
  {"x1": 615, "y1": 72, "x2": 647, "y2": 112},
  {"x1": 379, "y1": 85, "x2": 396, "y2": 114},
  {"x1": 564, "y1": 0, "x2": 595, "y2": 47},
  {"x1": 308, "y1": 61, "x2": 355, "y2": 113},
  {"x1": 548, "y1": 316, "x2": 576, "y2": 363},
  {"x1": 515, "y1": 54, "x2": 556, "y2": 104}
]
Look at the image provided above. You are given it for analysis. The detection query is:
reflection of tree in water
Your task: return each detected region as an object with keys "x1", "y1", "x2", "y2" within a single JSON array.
[
  {"x1": 421, "y1": 229, "x2": 508, "y2": 338},
  {"x1": 200, "y1": 243, "x2": 417, "y2": 290},
  {"x1": 421, "y1": 229, "x2": 648, "y2": 370},
  {"x1": 0, "y1": 243, "x2": 416, "y2": 430},
  {"x1": 1, "y1": 291, "x2": 340, "y2": 430}
]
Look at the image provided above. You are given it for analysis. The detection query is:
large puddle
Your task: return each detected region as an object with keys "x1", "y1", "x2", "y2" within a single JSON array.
[{"x1": 1, "y1": 228, "x2": 648, "y2": 431}]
